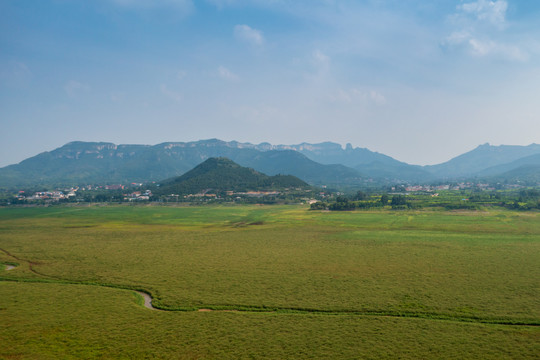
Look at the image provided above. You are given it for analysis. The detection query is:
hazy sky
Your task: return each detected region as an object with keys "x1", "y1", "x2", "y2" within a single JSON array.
[{"x1": 1, "y1": 0, "x2": 539, "y2": 167}]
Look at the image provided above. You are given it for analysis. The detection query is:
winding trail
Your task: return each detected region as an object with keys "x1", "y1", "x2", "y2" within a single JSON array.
[{"x1": 1, "y1": 248, "x2": 539, "y2": 326}]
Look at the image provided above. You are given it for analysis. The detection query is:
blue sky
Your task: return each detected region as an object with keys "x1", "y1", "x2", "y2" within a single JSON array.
[{"x1": 1, "y1": 0, "x2": 539, "y2": 167}]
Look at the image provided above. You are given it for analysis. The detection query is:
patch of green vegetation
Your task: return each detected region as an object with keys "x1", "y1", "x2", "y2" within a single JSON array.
[
  {"x1": 1, "y1": 282, "x2": 538, "y2": 359},
  {"x1": 313, "y1": 189, "x2": 540, "y2": 211},
  {"x1": 1, "y1": 205, "x2": 539, "y2": 358}
]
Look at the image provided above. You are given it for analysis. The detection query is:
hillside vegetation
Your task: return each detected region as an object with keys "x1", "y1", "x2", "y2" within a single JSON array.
[{"x1": 154, "y1": 157, "x2": 309, "y2": 195}]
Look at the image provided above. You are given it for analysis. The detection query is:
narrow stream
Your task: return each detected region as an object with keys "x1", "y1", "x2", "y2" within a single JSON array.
[
  {"x1": 2, "y1": 261, "x2": 537, "y2": 326},
  {"x1": 136, "y1": 291, "x2": 157, "y2": 310},
  {"x1": 2, "y1": 262, "x2": 159, "y2": 311}
]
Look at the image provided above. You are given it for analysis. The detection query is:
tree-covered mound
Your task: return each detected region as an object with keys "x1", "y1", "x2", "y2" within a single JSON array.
[{"x1": 154, "y1": 157, "x2": 309, "y2": 195}]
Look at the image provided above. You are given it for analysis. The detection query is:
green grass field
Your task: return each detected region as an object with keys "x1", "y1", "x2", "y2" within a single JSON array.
[{"x1": 1, "y1": 205, "x2": 539, "y2": 358}]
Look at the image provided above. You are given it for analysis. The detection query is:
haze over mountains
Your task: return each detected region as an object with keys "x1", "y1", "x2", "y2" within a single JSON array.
[{"x1": 0, "y1": 139, "x2": 539, "y2": 188}]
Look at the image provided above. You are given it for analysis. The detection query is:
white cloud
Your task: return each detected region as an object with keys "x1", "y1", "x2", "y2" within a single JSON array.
[
  {"x1": 0, "y1": 61, "x2": 32, "y2": 87},
  {"x1": 368, "y1": 90, "x2": 387, "y2": 105},
  {"x1": 64, "y1": 80, "x2": 90, "y2": 98},
  {"x1": 206, "y1": 0, "x2": 284, "y2": 9},
  {"x1": 177, "y1": 70, "x2": 187, "y2": 80},
  {"x1": 160, "y1": 84, "x2": 183, "y2": 102},
  {"x1": 444, "y1": 31, "x2": 472, "y2": 46},
  {"x1": 306, "y1": 49, "x2": 331, "y2": 82},
  {"x1": 205, "y1": 0, "x2": 237, "y2": 9},
  {"x1": 218, "y1": 66, "x2": 239, "y2": 81},
  {"x1": 459, "y1": 0, "x2": 508, "y2": 27},
  {"x1": 330, "y1": 88, "x2": 386, "y2": 106},
  {"x1": 312, "y1": 49, "x2": 330, "y2": 68},
  {"x1": 443, "y1": 0, "x2": 529, "y2": 61},
  {"x1": 234, "y1": 24, "x2": 264, "y2": 46},
  {"x1": 468, "y1": 38, "x2": 494, "y2": 56},
  {"x1": 110, "y1": 0, "x2": 193, "y2": 11},
  {"x1": 110, "y1": 92, "x2": 125, "y2": 102},
  {"x1": 444, "y1": 32, "x2": 529, "y2": 61},
  {"x1": 469, "y1": 39, "x2": 528, "y2": 61}
]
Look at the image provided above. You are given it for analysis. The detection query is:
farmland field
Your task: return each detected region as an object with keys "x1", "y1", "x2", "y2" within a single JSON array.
[{"x1": 1, "y1": 204, "x2": 539, "y2": 359}]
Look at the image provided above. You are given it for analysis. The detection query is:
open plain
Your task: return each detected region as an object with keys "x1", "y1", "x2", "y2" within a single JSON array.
[{"x1": 1, "y1": 205, "x2": 539, "y2": 359}]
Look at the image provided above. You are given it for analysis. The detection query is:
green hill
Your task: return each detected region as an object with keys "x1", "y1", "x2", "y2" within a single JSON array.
[{"x1": 154, "y1": 157, "x2": 309, "y2": 195}]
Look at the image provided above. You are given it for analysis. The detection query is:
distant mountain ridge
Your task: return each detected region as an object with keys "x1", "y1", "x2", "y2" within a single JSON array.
[
  {"x1": 0, "y1": 139, "x2": 365, "y2": 188},
  {"x1": 425, "y1": 143, "x2": 540, "y2": 178},
  {"x1": 477, "y1": 153, "x2": 540, "y2": 177},
  {"x1": 0, "y1": 139, "x2": 539, "y2": 188}
]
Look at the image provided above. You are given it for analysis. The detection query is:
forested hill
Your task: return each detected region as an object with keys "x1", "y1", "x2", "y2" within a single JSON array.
[{"x1": 154, "y1": 157, "x2": 309, "y2": 195}]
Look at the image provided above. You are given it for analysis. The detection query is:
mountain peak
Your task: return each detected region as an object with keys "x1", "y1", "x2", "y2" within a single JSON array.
[{"x1": 197, "y1": 157, "x2": 243, "y2": 169}]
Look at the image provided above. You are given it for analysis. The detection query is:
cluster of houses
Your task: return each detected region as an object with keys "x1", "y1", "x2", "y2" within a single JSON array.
[
  {"x1": 404, "y1": 183, "x2": 498, "y2": 192},
  {"x1": 184, "y1": 190, "x2": 281, "y2": 199},
  {"x1": 123, "y1": 190, "x2": 152, "y2": 201},
  {"x1": 15, "y1": 186, "x2": 154, "y2": 202},
  {"x1": 18, "y1": 189, "x2": 78, "y2": 201},
  {"x1": 405, "y1": 185, "x2": 451, "y2": 192}
]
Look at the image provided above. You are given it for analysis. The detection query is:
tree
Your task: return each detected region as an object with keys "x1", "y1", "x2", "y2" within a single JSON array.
[
  {"x1": 336, "y1": 195, "x2": 349, "y2": 203},
  {"x1": 310, "y1": 202, "x2": 327, "y2": 210},
  {"x1": 391, "y1": 195, "x2": 407, "y2": 205},
  {"x1": 354, "y1": 191, "x2": 367, "y2": 200}
]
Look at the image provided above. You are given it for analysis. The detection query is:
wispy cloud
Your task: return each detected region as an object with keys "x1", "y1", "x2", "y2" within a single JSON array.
[
  {"x1": 471, "y1": 38, "x2": 527, "y2": 60},
  {"x1": 330, "y1": 88, "x2": 386, "y2": 106},
  {"x1": 177, "y1": 70, "x2": 187, "y2": 80},
  {"x1": 160, "y1": 84, "x2": 183, "y2": 102},
  {"x1": 218, "y1": 66, "x2": 239, "y2": 81},
  {"x1": 110, "y1": 92, "x2": 125, "y2": 103},
  {"x1": 304, "y1": 49, "x2": 331, "y2": 82},
  {"x1": 458, "y1": 0, "x2": 508, "y2": 27},
  {"x1": 205, "y1": 0, "x2": 236, "y2": 9},
  {"x1": 312, "y1": 49, "x2": 330, "y2": 68},
  {"x1": 443, "y1": 0, "x2": 529, "y2": 61},
  {"x1": 0, "y1": 61, "x2": 32, "y2": 87},
  {"x1": 109, "y1": 0, "x2": 193, "y2": 11},
  {"x1": 64, "y1": 80, "x2": 90, "y2": 98},
  {"x1": 234, "y1": 24, "x2": 264, "y2": 46},
  {"x1": 206, "y1": 0, "x2": 282, "y2": 10}
]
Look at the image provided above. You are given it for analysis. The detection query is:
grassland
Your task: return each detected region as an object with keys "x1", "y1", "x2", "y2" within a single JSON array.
[{"x1": 1, "y1": 204, "x2": 539, "y2": 358}]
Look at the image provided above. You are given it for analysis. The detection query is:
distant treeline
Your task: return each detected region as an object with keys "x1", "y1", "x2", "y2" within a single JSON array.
[{"x1": 311, "y1": 190, "x2": 540, "y2": 211}]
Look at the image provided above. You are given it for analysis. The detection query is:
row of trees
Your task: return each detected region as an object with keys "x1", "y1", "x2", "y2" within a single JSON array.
[{"x1": 312, "y1": 194, "x2": 409, "y2": 211}]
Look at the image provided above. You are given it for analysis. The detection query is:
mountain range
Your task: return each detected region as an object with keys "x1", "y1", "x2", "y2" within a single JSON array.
[{"x1": 0, "y1": 139, "x2": 539, "y2": 189}]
